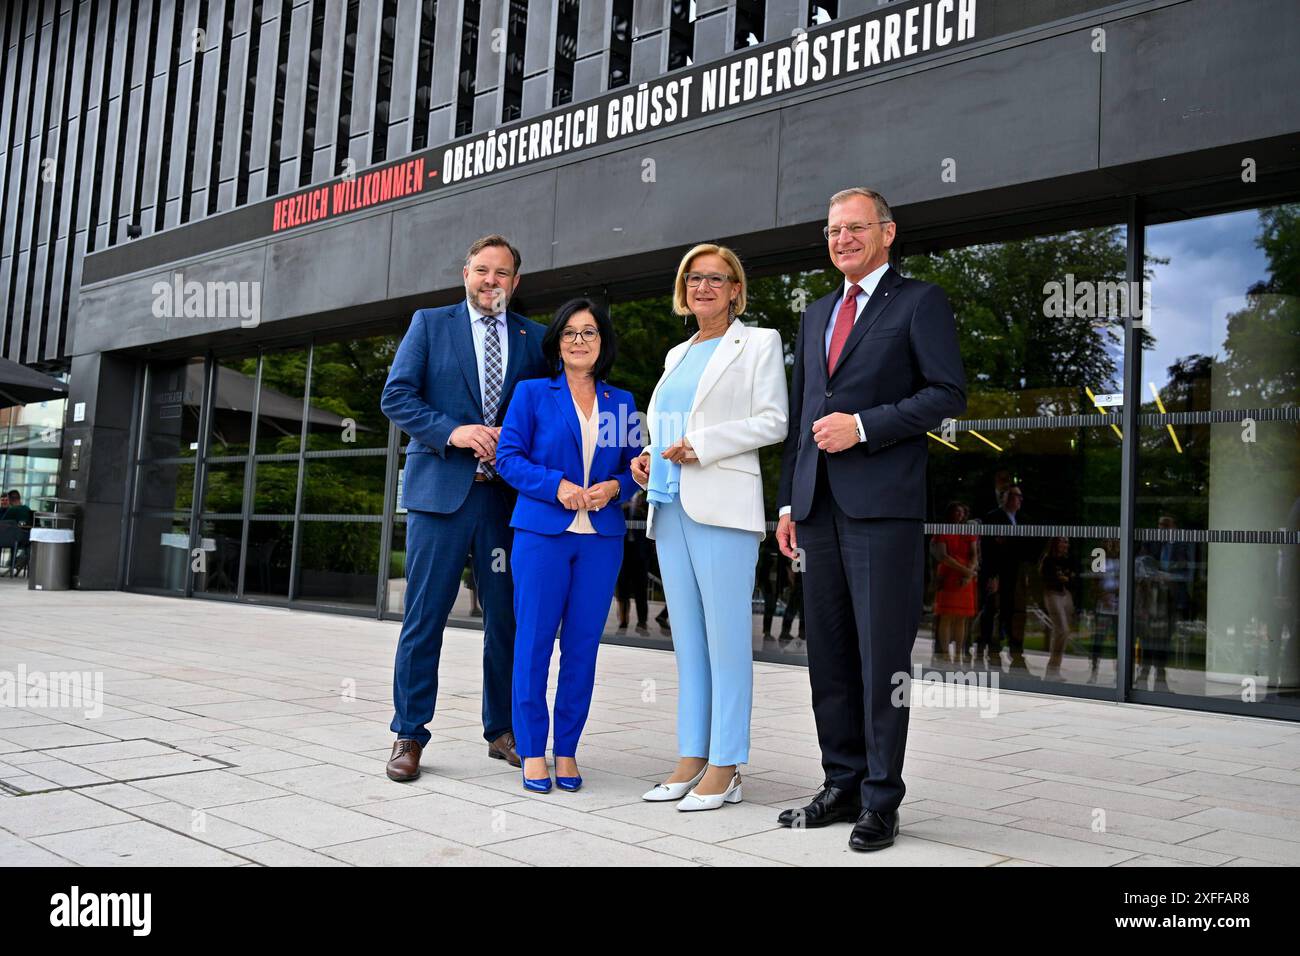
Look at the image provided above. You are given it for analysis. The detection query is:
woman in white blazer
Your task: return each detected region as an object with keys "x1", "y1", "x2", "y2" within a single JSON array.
[{"x1": 631, "y1": 243, "x2": 788, "y2": 811}]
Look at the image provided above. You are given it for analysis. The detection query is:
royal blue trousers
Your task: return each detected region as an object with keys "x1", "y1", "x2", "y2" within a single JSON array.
[
  {"x1": 511, "y1": 528, "x2": 623, "y2": 758},
  {"x1": 391, "y1": 485, "x2": 517, "y2": 746}
]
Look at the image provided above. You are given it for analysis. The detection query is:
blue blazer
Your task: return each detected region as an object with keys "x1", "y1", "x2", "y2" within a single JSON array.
[
  {"x1": 381, "y1": 302, "x2": 548, "y2": 514},
  {"x1": 495, "y1": 374, "x2": 643, "y2": 537}
]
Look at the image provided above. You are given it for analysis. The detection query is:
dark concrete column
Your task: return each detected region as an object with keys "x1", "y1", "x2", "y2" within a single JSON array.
[{"x1": 61, "y1": 351, "x2": 140, "y2": 589}]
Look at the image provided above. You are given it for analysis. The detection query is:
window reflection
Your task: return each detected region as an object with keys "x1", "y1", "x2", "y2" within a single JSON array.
[{"x1": 1138, "y1": 204, "x2": 1300, "y2": 707}]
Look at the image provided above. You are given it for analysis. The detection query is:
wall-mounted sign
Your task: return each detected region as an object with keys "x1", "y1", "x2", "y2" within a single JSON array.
[{"x1": 270, "y1": 0, "x2": 979, "y2": 234}]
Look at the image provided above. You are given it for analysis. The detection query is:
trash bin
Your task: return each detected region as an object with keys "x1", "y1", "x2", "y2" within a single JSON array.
[{"x1": 28, "y1": 526, "x2": 74, "y2": 591}]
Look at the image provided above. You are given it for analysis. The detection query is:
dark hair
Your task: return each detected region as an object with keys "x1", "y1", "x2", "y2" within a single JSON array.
[
  {"x1": 542, "y1": 298, "x2": 617, "y2": 382},
  {"x1": 465, "y1": 234, "x2": 521, "y2": 273},
  {"x1": 6, "y1": 490, "x2": 18, "y2": 498}
]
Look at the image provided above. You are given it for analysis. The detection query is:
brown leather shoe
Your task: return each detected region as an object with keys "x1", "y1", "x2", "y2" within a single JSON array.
[
  {"x1": 487, "y1": 731, "x2": 521, "y2": 767},
  {"x1": 386, "y1": 738, "x2": 423, "y2": 781}
]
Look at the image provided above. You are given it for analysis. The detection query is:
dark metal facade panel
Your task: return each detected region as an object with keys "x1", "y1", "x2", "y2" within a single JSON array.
[
  {"x1": 386, "y1": 0, "x2": 421, "y2": 154},
  {"x1": 1100, "y1": 0, "x2": 1300, "y2": 166},
  {"x1": 764, "y1": 0, "x2": 803, "y2": 41},
  {"x1": 473, "y1": 0, "x2": 505, "y2": 129},
  {"x1": 429, "y1": 0, "x2": 464, "y2": 116},
  {"x1": 214, "y1": 30, "x2": 250, "y2": 213},
  {"x1": 245, "y1": 1, "x2": 283, "y2": 202},
  {"x1": 137, "y1": 69, "x2": 168, "y2": 233},
  {"x1": 308, "y1": 0, "x2": 346, "y2": 183},
  {"x1": 186, "y1": 1, "x2": 226, "y2": 218},
  {"x1": 690, "y1": 1, "x2": 733, "y2": 63},
  {"x1": 576, "y1": 0, "x2": 610, "y2": 57},
  {"x1": 275, "y1": 0, "x2": 312, "y2": 192},
  {"x1": 775, "y1": 28, "x2": 1103, "y2": 225},
  {"x1": 629, "y1": 0, "x2": 668, "y2": 82},
  {"x1": 113, "y1": 81, "x2": 143, "y2": 237}
]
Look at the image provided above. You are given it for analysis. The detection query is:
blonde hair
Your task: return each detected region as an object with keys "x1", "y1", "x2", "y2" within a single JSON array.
[{"x1": 672, "y1": 243, "x2": 747, "y2": 317}]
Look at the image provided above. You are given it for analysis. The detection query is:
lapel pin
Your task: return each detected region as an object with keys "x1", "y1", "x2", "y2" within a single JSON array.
[{"x1": 603, "y1": 390, "x2": 609, "y2": 398}]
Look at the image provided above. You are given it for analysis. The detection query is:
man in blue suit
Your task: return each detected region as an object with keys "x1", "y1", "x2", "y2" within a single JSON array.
[{"x1": 381, "y1": 234, "x2": 548, "y2": 781}]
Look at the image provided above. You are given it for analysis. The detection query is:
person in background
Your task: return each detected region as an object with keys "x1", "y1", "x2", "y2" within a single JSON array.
[
  {"x1": 979, "y1": 485, "x2": 1030, "y2": 672},
  {"x1": 616, "y1": 489, "x2": 651, "y2": 635},
  {"x1": 931, "y1": 501, "x2": 979, "y2": 667},
  {"x1": 1039, "y1": 536, "x2": 1075, "y2": 682},
  {"x1": 0, "y1": 490, "x2": 34, "y2": 525},
  {"x1": 1088, "y1": 538, "x2": 1120, "y2": 684}
]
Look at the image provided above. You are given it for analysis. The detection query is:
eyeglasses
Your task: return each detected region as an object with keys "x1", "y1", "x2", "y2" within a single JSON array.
[
  {"x1": 823, "y1": 221, "x2": 892, "y2": 241},
  {"x1": 560, "y1": 328, "x2": 600, "y2": 343},
  {"x1": 684, "y1": 272, "x2": 734, "y2": 288}
]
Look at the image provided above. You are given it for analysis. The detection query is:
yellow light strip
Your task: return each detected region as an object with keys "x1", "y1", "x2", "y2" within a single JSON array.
[
  {"x1": 1148, "y1": 382, "x2": 1184, "y2": 454},
  {"x1": 927, "y1": 431, "x2": 959, "y2": 450},
  {"x1": 1085, "y1": 385, "x2": 1124, "y2": 440},
  {"x1": 968, "y1": 429, "x2": 1004, "y2": 452}
]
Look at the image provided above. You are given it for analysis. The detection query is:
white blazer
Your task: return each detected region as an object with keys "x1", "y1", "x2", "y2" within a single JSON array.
[{"x1": 640, "y1": 318, "x2": 789, "y2": 538}]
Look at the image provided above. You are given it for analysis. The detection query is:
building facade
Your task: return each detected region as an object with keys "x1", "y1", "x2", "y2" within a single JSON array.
[{"x1": 0, "y1": 0, "x2": 1297, "y2": 720}]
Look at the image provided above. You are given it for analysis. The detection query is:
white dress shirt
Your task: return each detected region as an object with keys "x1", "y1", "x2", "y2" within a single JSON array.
[{"x1": 566, "y1": 394, "x2": 599, "y2": 534}]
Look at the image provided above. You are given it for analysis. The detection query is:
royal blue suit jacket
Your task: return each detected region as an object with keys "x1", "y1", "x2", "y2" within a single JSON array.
[
  {"x1": 494, "y1": 374, "x2": 643, "y2": 537},
  {"x1": 381, "y1": 302, "x2": 548, "y2": 514}
]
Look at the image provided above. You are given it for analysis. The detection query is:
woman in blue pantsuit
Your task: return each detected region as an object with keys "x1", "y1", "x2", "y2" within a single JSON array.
[
  {"x1": 495, "y1": 298, "x2": 642, "y2": 793},
  {"x1": 632, "y1": 244, "x2": 788, "y2": 811}
]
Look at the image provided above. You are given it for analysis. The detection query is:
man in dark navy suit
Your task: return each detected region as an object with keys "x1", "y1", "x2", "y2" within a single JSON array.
[
  {"x1": 380, "y1": 235, "x2": 548, "y2": 781},
  {"x1": 775, "y1": 188, "x2": 966, "y2": 850}
]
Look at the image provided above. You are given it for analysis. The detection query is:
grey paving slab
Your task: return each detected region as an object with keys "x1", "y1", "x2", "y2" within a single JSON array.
[
  {"x1": 1, "y1": 586, "x2": 1296, "y2": 867},
  {"x1": 0, "y1": 790, "x2": 136, "y2": 837}
]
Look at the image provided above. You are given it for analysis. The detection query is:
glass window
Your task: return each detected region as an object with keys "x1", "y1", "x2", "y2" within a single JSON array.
[
  {"x1": 903, "y1": 225, "x2": 1127, "y2": 685},
  {"x1": 304, "y1": 336, "x2": 396, "y2": 452},
  {"x1": 128, "y1": 514, "x2": 192, "y2": 592},
  {"x1": 254, "y1": 349, "x2": 308, "y2": 456},
  {"x1": 1138, "y1": 204, "x2": 1300, "y2": 708},
  {"x1": 195, "y1": 518, "x2": 243, "y2": 596},
  {"x1": 245, "y1": 519, "x2": 294, "y2": 599},
  {"x1": 296, "y1": 519, "x2": 381, "y2": 609},
  {"x1": 140, "y1": 358, "x2": 205, "y2": 460},
  {"x1": 208, "y1": 357, "x2": 260, "y2": 457}
]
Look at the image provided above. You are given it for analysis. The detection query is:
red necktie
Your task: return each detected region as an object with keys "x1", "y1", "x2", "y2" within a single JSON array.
[{"x1": 827, "y1": 283, "x2": 862, "y2": 375}]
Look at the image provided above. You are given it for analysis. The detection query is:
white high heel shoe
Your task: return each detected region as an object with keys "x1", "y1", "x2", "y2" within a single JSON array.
[
  {"x1": 676, "y1": 772, "x2": 742, "y2": 812},
  {"x1": 641, "y1": 765, "x2": 707, "y2": 802}
]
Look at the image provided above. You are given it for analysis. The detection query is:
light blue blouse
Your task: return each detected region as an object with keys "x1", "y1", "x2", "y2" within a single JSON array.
[{"x1": 647, "y1": 337, "x2": 722, "y2": 505}]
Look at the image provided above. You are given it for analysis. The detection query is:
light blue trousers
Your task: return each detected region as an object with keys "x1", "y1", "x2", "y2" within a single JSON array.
[{"x1": 653, "y1": 496, "x2": 759, "y2": 766}]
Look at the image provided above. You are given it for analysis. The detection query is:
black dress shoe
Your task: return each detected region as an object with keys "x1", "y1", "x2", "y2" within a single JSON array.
[
  {"x1": 777, "y1": 785, "x2": 861, "y2": 828},
  {"x1": 849, "y1": 809, "x2": 899, "y2": 851}
]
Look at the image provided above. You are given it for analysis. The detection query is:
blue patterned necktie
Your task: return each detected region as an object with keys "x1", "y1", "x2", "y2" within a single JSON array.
[{"x1": 480, "y1": 315, "x2": 502, "y2": 478}]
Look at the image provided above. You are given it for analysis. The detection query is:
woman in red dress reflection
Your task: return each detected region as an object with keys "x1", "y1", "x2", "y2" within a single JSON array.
[{"x1": 931, "y1": 501, "x2": 980, "y2": 666}]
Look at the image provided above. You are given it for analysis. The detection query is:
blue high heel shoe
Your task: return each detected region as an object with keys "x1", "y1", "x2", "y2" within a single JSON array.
[
  {"x1": 554, "y1": 757, "x2": 582, "y2": 792},
  {"x1": 521, "y1": 765, "x2": 552, "y2": 793}
]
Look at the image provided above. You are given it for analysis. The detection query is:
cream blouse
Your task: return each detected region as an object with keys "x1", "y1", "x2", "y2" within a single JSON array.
[{"x1": 566, "y1": 392, "x2": 599, "y2": 534}]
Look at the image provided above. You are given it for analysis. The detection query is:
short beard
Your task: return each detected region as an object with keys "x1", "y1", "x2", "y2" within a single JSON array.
[{"x1": 469, "y1": 284, "x2": 508, "y2": 315}]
